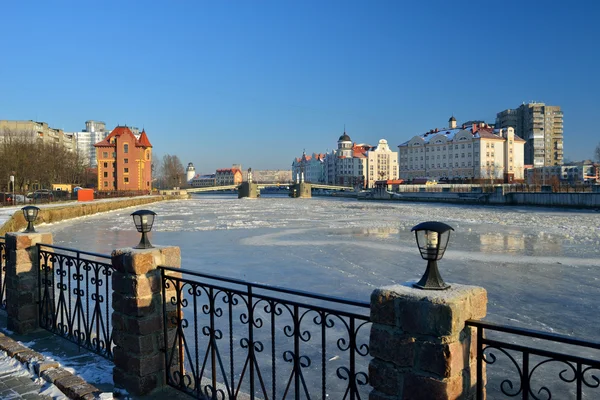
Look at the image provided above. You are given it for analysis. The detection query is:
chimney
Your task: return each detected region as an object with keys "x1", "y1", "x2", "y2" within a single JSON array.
[{"x1": 472, "y1": 124, "x2": 478, "y2": 134}]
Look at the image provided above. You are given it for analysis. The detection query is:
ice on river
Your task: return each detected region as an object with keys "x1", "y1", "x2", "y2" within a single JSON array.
[{"x1": 44, "y1": 195, "x2": 600, "y2": 341}]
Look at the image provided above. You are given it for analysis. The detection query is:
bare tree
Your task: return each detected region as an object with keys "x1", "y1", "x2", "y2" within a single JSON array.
[{"x1": 161, "y1": 154, "x2": 185, "y2": 188}]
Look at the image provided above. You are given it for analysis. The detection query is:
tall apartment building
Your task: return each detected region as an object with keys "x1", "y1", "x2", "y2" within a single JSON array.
[
  {"x1": 68, "y1": 120, "x2": 111, "y2": 167},
  {"x1": 398, "y1": 118, "x2": 526, "y2": 183},
  {"x1": 94, "y1": 126, "x2": 152, "y2": 191},
  {"x1": 0, "y1": 120, "x2": 77, "y2": 152},
  {"x1": 496, "y1": 103, "x2": 563, "y2": 167}
]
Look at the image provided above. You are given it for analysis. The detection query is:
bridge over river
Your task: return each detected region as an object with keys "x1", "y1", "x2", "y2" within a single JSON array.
[{"x1": 187, "y1": 181, "x2": 353, "y2": 198}]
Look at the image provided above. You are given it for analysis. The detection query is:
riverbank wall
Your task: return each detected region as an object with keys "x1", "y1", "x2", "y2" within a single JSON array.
[
  {"x1": 0, "y1": 195, "x2": 184, "y2": 235},
  {"x1": 362, "y1": 186, "x2": 600, "y2": 209}
]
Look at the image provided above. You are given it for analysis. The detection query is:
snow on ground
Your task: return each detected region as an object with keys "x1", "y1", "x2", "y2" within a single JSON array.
[{"x1": 0, "y1": 350, "x2": 67, "y2": 399}]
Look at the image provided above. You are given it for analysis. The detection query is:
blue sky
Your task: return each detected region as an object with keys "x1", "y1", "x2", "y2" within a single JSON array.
[{"x1": 1, "y1": 1, "x2": 598, "y2": 173}]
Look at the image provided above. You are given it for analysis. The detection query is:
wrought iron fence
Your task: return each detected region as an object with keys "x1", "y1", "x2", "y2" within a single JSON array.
[
  {"x1": 160, "y1": 266, "x2": 372, "y2": 399},
  {"x1": 38, "y1": 244, "x2": 115, "y2": 360},
  {"x1": 466, "y1": 320, "x2": 600, "y2": 399},
  {"x1": 0, "y1": 236, "x2": 5, "y2": 310}
]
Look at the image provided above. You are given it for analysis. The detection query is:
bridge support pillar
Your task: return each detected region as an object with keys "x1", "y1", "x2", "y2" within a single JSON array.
[
  {"x1": 289, "y1": 182, "x2": 311, "y2": 198},
  {"x1": 369, "y1": 283, "x2": 487, "y2": 400},
  {"x1": 238, "y1": 182, "x2": 259, "y2": 198}
]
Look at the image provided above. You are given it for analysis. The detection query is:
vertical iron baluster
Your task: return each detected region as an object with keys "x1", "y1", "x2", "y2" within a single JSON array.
[
  {"x1": 248, "y1": 285, "x2": 255, "y2": 399},
  {"x1": 194, "y1": 283, "x2": 200, "y2": 399},
  {"x1": 349, "y1": 317, "x2": 356, "y2": 400},
  {"x1": 321, "y1": 311, "x2": 326, "y2": 400},
  {"x1": 67, "y1": 256, "x2": 72, "y2": 337},
  {"x1": 229, "y1": 292, "x2": 235, "y2": 397},
  {"x1": 576, "y1": 362, "x2": 582, "y2": 400},
  {"x1": 85, "y1": 260, "x2": 91, "y2": 350},
  {"x1": 105, "y1": 263, "x2": 111, "y2": 358},
  {"x1": 76, "y1": 252, "x2": 82, "y2": 347},
  {"x1": 293, "y1": 304, "x2": 300, "y2": 399},
  {"x1": 161, "y1": 268, "x2": 169, "y2": 385},
  {"x1": 210, "y1": 286, "x2": 217, "y2": 396},
  {"x1": 177, "y1": 280, "x2": 185, "y2": 387},
  {"x1": 271, "y1": 300, "x2": 276, "y2": 400},
  {"x1": 522, "y1": 351, "x2": 529, "y2": 400},
  {"x1": 476, "y1": 327, "x2": 483, "y2": 400}
]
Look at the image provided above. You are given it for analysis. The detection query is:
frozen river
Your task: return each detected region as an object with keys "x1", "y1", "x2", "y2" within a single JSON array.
[{"x1": 46, "y1": 194, "x2": 600, "y2": 340}]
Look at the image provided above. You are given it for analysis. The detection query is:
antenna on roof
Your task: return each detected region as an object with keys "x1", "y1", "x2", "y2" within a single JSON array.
[{"x1": 344, "y1": 123, "x2": 346, "y2": 133}]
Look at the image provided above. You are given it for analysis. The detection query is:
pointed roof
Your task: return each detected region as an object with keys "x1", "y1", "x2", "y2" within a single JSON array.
[
  {"x1": 137, "y1": 129, "x2": 152, "y2": 147},
  {"x1": 94, "y1": 126, "x2": 152, "y2": 148}
]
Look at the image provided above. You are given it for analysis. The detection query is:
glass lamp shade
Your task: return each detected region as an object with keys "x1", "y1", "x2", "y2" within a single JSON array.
[
  {"x1": 131, "y1": 210, "x2": 156, "y2": 233},
  {"x1": 22, "y1": 206, "x2": 40, "y2": 233},
  {"x1": 411, "y1": 221, "x2": 454, "y2": 261}
]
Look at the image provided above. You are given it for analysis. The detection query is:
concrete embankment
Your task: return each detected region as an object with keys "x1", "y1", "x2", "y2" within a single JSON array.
[{"x1": 0, "y1": 195, "x2": 185, "y2": 235}]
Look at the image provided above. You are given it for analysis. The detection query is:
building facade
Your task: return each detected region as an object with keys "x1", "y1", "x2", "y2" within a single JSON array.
[
  {"x1": 292, "y1": 152, "x2": 326, "y2": 183},
  {"x1": 524, "y1": 161, "x2": 599, "y2": 185},
  {"x1": 365, "y1": 139, "x2": 399, "y2": 188},
  {"x1": 215, "y1": 168, "x2": 243, "y2": 186},
  {"x1": 94, "y1": 126, "x2": 152, "y2": 191},
  {"x1": 189, "y1": 174, "x2": 216, "y2": 187},
  {"x1": 68, "y1": 120, "x2": 111, "y2": 167},
  {"x1": 0, "y1": 120, "x2": 77, "y2": 152},
  {"x1": 496, "y1": 103, "x2": 563, "y2": 167},
  {"x1": 398, "y1": 119, "x2": 525, "y2": 183}
]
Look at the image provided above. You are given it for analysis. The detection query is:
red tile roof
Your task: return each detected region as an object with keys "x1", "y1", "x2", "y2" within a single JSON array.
[
  {"x1": 137, "y1": 129, "x2": 152, "y2": 147},
  {"x1": 94, "y1": 126, "x2": 152, "y2": 148}
]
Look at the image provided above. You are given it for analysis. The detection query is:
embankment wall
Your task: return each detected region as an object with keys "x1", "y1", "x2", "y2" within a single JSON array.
[{"x1": 0, "y1": 196, "x2": 181, "y2": 235}]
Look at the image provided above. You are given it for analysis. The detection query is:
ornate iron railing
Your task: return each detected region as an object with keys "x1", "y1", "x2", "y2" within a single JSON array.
[
  {"x1": 466, "y1": 320, "x2": 600, "y2": 399},
  {"x1": 160, "y1": 266, "x2": 371, "y2": 399},
  {"x1": 0, "y1": 236, "x2": 6, "y2": 310},
  {"x1": 38, "y1": 244, "x2": 115, "y2": 360}
]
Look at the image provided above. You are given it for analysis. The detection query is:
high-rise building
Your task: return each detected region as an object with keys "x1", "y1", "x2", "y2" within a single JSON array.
[
  {"x1": 69, "y1": 120, "x2": 111, "y2": 167},
  {"x1": 496, "y1": 103, "x2": 563, "y2": 167},
  {"x1": 94, "y1": 126, "x2": 152, "y2": 191}
]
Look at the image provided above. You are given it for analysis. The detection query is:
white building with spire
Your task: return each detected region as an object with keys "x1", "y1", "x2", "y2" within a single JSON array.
[{"x1": 186, "y1": 162, "x2": 196, "y2": 183}]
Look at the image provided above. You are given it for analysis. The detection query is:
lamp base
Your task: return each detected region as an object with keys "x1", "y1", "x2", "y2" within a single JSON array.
[{"x1": 413, "y1": 260, "x2": 451, "y2": 290}]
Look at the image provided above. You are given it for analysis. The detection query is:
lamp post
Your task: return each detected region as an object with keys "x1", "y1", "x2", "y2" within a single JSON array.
[
  {"x1": 411, "y1": 221, "x2": 454, "y2": 290},
  {"x1": 131, "y1": 209, "x2": 156, "y2": 249},
  {"x1": 22, "y1": 206, "x2": 40, "y2": 233}
]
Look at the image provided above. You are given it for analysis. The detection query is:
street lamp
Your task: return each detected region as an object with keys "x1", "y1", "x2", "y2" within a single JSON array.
[
  {"x1": 131, "y1": 210, "x2": 156, "y2": 249},
  {"x1": 22, "y1": 206, "x2": 40, "y2": 233},
  {"x1": 411, "y1": 221, "x2": 454, "y2": 290}
]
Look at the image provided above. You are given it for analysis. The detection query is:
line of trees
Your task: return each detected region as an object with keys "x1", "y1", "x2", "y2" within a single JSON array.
[
  {"x1": 152, "y1": 154, "x2": 185, "y2": 189},
  {"x1": 0, "y1": 129, "x2": 94, "y2": 192}
]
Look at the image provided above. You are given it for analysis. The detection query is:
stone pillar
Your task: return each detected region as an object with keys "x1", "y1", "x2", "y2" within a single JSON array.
[
  {"x1": 6, "y1": 232, "x2": 53, "y2": 334},
  {"x1": 369, "y1": 283, "x2": 487, "y2": 400},
  {"x1": 111, "y1": 246, "x2": 180, "y2": 396}
]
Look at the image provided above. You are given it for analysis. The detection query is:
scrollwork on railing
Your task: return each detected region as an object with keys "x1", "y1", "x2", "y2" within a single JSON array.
[
  {"x1": 0, "y1": 238, "x2": 6, "y2": 310},
  {"x1": 467, "y1": 320, "x2": 600, "y2": 400},
  {"x1": 37, "y1": 245, "x2": 114, "y2": 360},
  {"x1": 160, "y1": 266, "x2": 371, "y2": 399}
]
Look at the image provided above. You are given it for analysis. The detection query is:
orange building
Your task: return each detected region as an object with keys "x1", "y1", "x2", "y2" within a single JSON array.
[{"x1": 94, "y1": 126, "x2": 152, "y2": 192}]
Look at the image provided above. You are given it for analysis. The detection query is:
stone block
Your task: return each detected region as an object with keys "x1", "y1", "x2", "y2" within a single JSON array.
[
  {"x1": 113, "y1": 312, "x2": 163, "y2": 336},
  {"x1": 369, "y1": 324, "x2": 415, "y2": 367},
  {"x1": 41, "y1": 367, "x2": 73, "y2": 384},
  {"x1": 370, "y1": 288, "x2": 401, "y2": 326},
  {"x1": 159, "y1": 246, "x2": 181, "y2": 269},
  {"x1": 112, "y1": 248, "x2": 159, "y2": 275},
  {"x1": 112, "y1": 271, "x2": 161, "y2": 297},
  {"x1": 34, "y1": 361, "x2": 60, "y2": 375},
  {"x1": 11, "y1": 250, "x2": 35, "y2": 269},
  {"x1": 54, "y1": 375, "x2": 87, "y2": 394},
  {"x1": 403, "y1": 373, "x2": 464, "y2": 400},
  {"x1": 1, "y1": 340, "x2": 28, "y2": 356},
  {"x1": 62, "y1": 381, "x2": 99, "y2": 399},
  {"x1": 14, "y1": 350, "x2": 42, "y2": 364},
  {"x1": 113, "y1": 346, "x2": 164, "y2": 377},
  {"x1": 112, "y1": 331, "x2": 158, "y2": 355},
  {"x1": 114, "y1": 367, "x2": 163, "y2": 396},
  {"x1": 112, "y1": 291, "x2": 157, "y2": 317},
  {"x1": 369, "y1": 358, "x2": 402, "y2": 396},
  {"x1": 7, "y1": 319, "x2": 38, "y2": 334},
  {"x1": 416, "y1": 340, "x2": 467, "y2": 379}
]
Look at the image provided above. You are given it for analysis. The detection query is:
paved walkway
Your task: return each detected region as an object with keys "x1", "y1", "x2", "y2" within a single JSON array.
[{"x1": 0, "y1": 351, "x2": 58, "y2": 399}]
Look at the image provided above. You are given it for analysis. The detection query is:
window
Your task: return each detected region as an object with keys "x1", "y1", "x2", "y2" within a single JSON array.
[
  {"x1": 124, "y1": 177, "x2": 129, "y2": 183},
  {"x1": 455, "y1": 145, "x2": 458, "y2": 149},
  {"x1": 103, "y1": 152, "x2": 108, "y2": 158},
  {"x1": 124, "y1": 158, "x2": 128, "y2": 164},
  {"x1": 124, "y1": 168, "x2": 129, "y2": 173},
  {"x1": 103, "y1": 172, "x2": 108, "y2": 178},
  {"x1": 112, "y1": 152, "x2": 116, "y2": 157},
  {"x1": 461, "y1": 144, "x2": 465, "y2": 149},
  {"x1": 146, "y1": 151, "x2": 150, "y2": 160},
  {"x1": 103, "y1": 181, "x2": 108, "y2": 187},
  {"x1": 103, "y1": 162, "x2": 107, "y2": 168},
  {"x1": 124, "y1": 144, "x2": 129, "y2": 153},
  {"x1": 455, "y1": 154, "x2": 458, "y2": 158}
]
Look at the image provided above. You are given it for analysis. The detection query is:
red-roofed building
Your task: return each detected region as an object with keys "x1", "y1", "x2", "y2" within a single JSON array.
[
  {"x1": 215, "y1": 168, "x2": 243, "y2": 186},
  {"x1": 94, "y1": 126, "x2": 152, "y2": 192}
]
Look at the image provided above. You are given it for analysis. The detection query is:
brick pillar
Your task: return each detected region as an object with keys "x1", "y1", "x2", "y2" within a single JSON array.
[
  {"x1": 111, "y1": 246, "x2": 180, "y2": 396},
  {"x1": 369, "y1": 284, "x2": 487, "y2": 400},
  {"x1": 6, "y1": 232, "x2": 53, "y2": 334}
]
